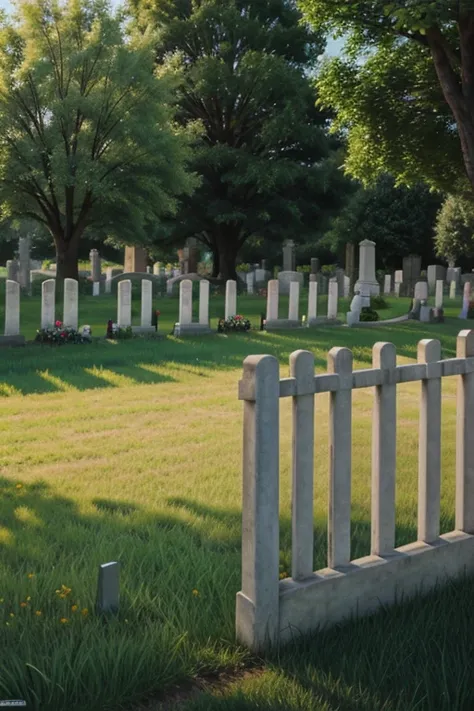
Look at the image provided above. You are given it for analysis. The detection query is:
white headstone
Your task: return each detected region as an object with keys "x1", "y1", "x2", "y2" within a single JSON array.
[
  {"x1": 343, "y1": 275, "x2": 350, "y2": 298},
  {"x1": 89, "y1": 249, "x2": 101, "y2": 283},
  {"x1": 153, "y1": 262, "x2": 161, "y2": 275},
  {"x1": 414, "y1": 281, "x2": 428, "y2": 301},
  {"x1": 63, "y1": 278, "x2": 78, "y2": 329},
  {"x1": 4, "y1": 280, "x2": 20, "y2": 336},
  {"x1": 435, "y1": 280, "x2": 444, "y2": 309},
  {"x1": 117, "y1": 280, "x2": 132, "y2": 328},
  {"x1": 328, "y1": 280, "x2": 338, "y2": 320},
  {"x1": 105, "y1": 267, "x2": 113, "y2": 294},
  {"x1": 6, "y1": 260, "x2": 19, "y2": 283},
  {"x1": 41, "y1": 279, "x2": 55, "y2": 329},
  {"x1": 350, "y1": 293, "x2": 363, "y2": 315},
  {"x1": 288, "y1": 281, "x2": 299, "y2": 321},
  {"x1": 225, "y1": 280, "x2": 237, "y2": 320},
  {"x1": 383, "y1": 274, "x2": 391, "y2": 295},
  {"x1": 199, "y1": 279, "x2": 210, "y2": 325},
  {"x1": 394, "y1": 270, "x2": 403, "y2": 284},
  {"x1": 307, "y1": 281, "x2": 318, "y2": 322},
  {"x1": 356, "y1": 239, "x2": 379, "y2": 295},
  {"x1": 141, "y1": 279, "x2": 152, "y2": 328},
  {"x1": 450, "y1": 280, "x2": 456, "y2": 299},
  {"x1": 266, "y1": 280, "x2": 279, "y2": 322},
  {"x1": 179, "y1": 279, "x2": 193, "y2": 325},
  {"x1": 394, "y1": 283, "x2": 401, "y2": 297},
  {"x1": 246, "y1": 272, "x2": 254, "y2": 295},
  {"x1": 92, "y1": 281, "x2": 100, "y2": 297},
  {"x1": 18, "y1": 237, "x2": 30, "y2": 290},
  {"x1": 460, "y1": 282, "x2": 471, "y2": 319}
]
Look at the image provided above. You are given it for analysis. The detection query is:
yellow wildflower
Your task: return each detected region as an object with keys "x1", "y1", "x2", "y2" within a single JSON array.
[
  {"x1": 71, "y1": 605, "x2": 78, "y2": 613},
  {"x1": 60, "y1": 617, "x2": 69, "y2": 624},
  {"x1": 35, "y1": 610, "x2": 42, "y2": 617},
  {"x1": 5, "y1": 622, "x2": 9, "y2": 627},
  {"x1": 27, "y1": 573, "x2": 35, "y2": 580},
  {"x1": 26, "y1": 596, "x2": 31, "y2": 601},
  {"x1": 192, "y1": 589, "x2": 199, "y2": 597},
  {"x1": 9, "y1": 613, "x2": 14, "y2": 618},
  {"x1": 279, "y1": 572, "x2": 288, "y2": 580},
  {"x1": 0, "y1": 598, "x2": 4, "y2": 603},
  {"x1": 81, "y1": 608, "x2": 88, "y2": 617},
  {"x1": 20, "y1": 602, "x2": 27, "y2": 608},
  {"x1": 55, "y1": 584, "x2": 72, "y2": 599},
  {"x1": 16, "y1": 483, "x2": 23, "y2": 490}
]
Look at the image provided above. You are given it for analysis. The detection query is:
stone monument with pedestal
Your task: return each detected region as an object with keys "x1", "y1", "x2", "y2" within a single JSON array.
[{"x1": 354, "y1": 240, "x2": 379, "y2": 296}]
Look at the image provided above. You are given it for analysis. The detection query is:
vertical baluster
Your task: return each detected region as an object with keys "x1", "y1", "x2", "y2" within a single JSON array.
[
  {"x1": 290, "y1": 350, "x2": 315, "y2": 580},
  {"x1": 418, "y1": 339, "x2": 442, "y2": 542},
  {"x1": 327, "y1": 347, "x2": 353, "y2": 567},
  {"x1": 456, "y1": 330, "x2": 474, "y2": 534},
  {"x1": 371, "y1": 342, "x2": 397, "y2": 555},
  {"x1": 236, "y1": 355, "x2": 280, "y2": 651}
]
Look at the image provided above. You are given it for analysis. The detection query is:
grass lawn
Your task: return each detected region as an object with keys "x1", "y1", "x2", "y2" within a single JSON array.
[{"x1": 0, "y1": 287, "x2": 473, "y2": 711}]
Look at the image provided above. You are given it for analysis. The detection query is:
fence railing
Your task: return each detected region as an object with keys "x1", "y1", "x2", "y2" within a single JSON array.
[{"x1": 236, "y1": 330, "x2": 474, "y2": 651}]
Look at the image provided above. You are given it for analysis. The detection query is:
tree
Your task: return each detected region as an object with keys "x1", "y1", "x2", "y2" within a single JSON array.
[
  {"x1": 324, "y1": 174, "x2": 442, "y2": 269},
  {"x1": 298, "y1": 0, "x2": 474, "y2": 193},
  {"x1": 0, "y1": 0, "x2": 198, "y2": 281},
  {"x1": 435, "y1": 193, "x2": 474, "y2": 265},
  {"x1": 130, "y1": 0, "x2": 346, "y2": 280}
]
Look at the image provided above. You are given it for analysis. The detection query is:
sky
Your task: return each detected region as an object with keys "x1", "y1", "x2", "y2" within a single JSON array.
[{"x1": 0, "y1": 0, "x2": 344, "y2": 56}]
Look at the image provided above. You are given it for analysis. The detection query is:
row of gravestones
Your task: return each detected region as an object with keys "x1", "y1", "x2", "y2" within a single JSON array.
[{"x1": 383, "y1": 260, "x2": 474, "y2": 298}]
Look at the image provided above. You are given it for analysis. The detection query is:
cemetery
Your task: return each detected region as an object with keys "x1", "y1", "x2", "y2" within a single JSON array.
[{"x1": 1, "y1": 1, "x2": 474, "y2": 710}]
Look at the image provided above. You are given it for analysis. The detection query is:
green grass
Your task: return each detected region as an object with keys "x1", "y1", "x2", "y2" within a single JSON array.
[{"x1": 0, "y1": 288, "x2": 472, "y2": 711}]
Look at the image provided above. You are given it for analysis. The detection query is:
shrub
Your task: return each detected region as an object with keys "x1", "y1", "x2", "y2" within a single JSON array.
[
  {"x1": 236, "y1": 263, "x2": 251, "y2": 273},
  {"x1": 371, "y1": 295, "x2": 388, "y2": 310},
  {"x1": 359, "y1": 307, "x2": 379, "y2": 322},
  {"x1": 35, "y1": 322, "x2": 92, "y2": 344},
  {"x1": 296, "y1": 265, "x2": 310, "y2": 273}
]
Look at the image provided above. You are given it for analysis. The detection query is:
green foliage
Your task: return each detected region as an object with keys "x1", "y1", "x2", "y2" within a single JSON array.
[
  {"x1": 0, "y1": 0, "x2": 198, "y2": 277},
  {"x1": 435, "y1": 194, "x2": 474, "y2": 264},
  {"x1": 130, "y1": 0, "x2": 348, "y2": 277},
  {"x1": 359, "y1": 306, "x2": 380, "y2": 321},
  {"x1": 325, "y1": 175, "x2": 442, "y2": 268},
  {"x1": 370, "y1": 295, "x2": 388, "y2": 310}
]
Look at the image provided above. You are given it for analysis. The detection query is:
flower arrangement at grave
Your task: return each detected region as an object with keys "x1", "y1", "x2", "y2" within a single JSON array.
[
  {"x1": 106, "y1": 320, "x2": 133, "y2": 339},
  {"x1": 218, "y1": 315, "x2": 252, "y2": 333},
  {"x1": 467, "y1": 301, "x2": 474, "y2": 319},
  {"x1": 35, "y1": 321, "x2": 92, "y2": 345}
]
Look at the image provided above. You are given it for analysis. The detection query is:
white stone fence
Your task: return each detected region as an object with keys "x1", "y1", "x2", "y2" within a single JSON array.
[{"x1": 236, "y1": 331, "x2": 474, "y2": 652}]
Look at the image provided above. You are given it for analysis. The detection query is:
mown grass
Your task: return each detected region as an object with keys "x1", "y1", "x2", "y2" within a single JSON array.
[{"x1": 0, "y1": 286, "x2": 472, "y2": 711}]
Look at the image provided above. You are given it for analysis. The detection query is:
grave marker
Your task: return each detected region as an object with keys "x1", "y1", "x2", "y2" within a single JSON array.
[
  {"x1": 117, "y1": 280, "x2": 132, "y2": 328},
  {"x1": 41, "y1": 279, "x2": 55, "y2": 329},
  {"x1": 63, "y1": 278, "x2": 78, "y2": 329}
]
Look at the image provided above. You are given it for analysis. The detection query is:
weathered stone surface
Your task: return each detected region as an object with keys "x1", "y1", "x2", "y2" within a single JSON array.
[
  {"x1": 199, "y1": 280, "x2": 210, "y2": 325},
  {"x1": 246, "y1": 272, "x2": 255, "y2": 294},
  {"x1": 225, "y1": 280, "x2": 237, "y2": 319},
  {"x1": 4, "y1": 280, "x2": 20, "y2": 336},
  {"x1": 6, "y1": 260, "x2": 19, "y2": 282},
  {"x1": 427, "y1": 265, "x2": 446, "y2": 294},
  {"x1": 124, "y1": 246, "x2": 147, "y2": 273},
  {"x1": 307, "y1": 281, "x2": 318, "y2": 322},
  {"x1": 141, "y1": 279, "x2": 152, "y2": 328},
  {"x1": 18, "y1": 237, "x2": 30, "y2": 290},
  {"x1": 90, "y1": 249, "x2": 101, "y2": 282},
  {"x1": 283, "y1": 240, "x2": 295, "y2": 272},
  {"x1": 179, "y1": 279, "x2": 193, "y2": 325},
  {"x1": 327, "y1": 280, "x2": 338, "y2": 320},
  {"x1": 278, "y1": 270, "x2": 303, "y2": 295},
  {"x1": 288, "y1": 281, "x2": 300, "y2": 322},
  {"x1": 414, "y1": 281, "x2": 428, "y2": 301},
  {"x1": 266, "y1": 280, "x2": 279, "y2": 322},
  {"x1": 383, "y1": 274, "x2": 392, "y2": 295},
  {"x1": 355, "y1": 240, "x2": 379, "y2": 295},
  {"x1": 63, "y1": 278, "x2": 78, "y2": 329},
  {"x1": 435, "y1": 280, "x2": 444, "y2": 309},
  {"x1": 41, "y1": 279, "x2": 55, "y2": 329},
  {"x1": 117, "y1": 280, "x2": 132, "y2": 328}
]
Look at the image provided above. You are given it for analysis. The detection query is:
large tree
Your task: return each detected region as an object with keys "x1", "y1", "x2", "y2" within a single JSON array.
[
  {"x1": 298, "y1": 0, "x2": 474, "y2": 193},
  {"x1": 130, "y1": 0, "x2": 345, "y2": 280},
  {"x1": 435, "y1": 193, "x2": 474, "y2": 265},
  {"x1": 0, "y1": 0, "x2": 197, "y2": 281}
]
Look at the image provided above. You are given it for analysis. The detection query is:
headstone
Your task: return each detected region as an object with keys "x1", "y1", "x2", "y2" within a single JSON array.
[
  {"x1": 266, "y1": 280, "x2": 279, "y2": 322},
  {"x1": 414, "y1": 281, "x2": 428, "y2": 301},
  {"x1": 460, "y1": 282, "x2": 471, "y2": 319},
  {"x1": 141, "y1": 279, "x2": 152, "y2": 328},
  {"x1": 246, "y1": 272, "x2": 254, "y2": 295},
  {"x1": 320, "y1": 275, "x2": 328, "y2": 295},
  {"x1": 307, "y1": 281, "x2": 318, "y2": 324},
  {"x1": 124, "y1": 246, "x2": 147, "y2": 273},
  {"x1": 225, "y1": 280, "x2": 237, "y2": 320},
  {"x1": 92, "y1": 281, "x2": 100, "y2": 297},
  {"x1": 18, "y1": 237, "x2": 30, "y2": 290},
  {"x1": 41, "y1": 279, "x2": 55, "y2": 330},
  {"x1": 355, "y1": 239, "x2": 379, "y2": 295},
  {"x1": 179, "y1": 279, "x2": 193, "y2": 326},
  {"x1": 277, "y1": 270, "x2": 303, "y2": 295},
  {"x1": 420, "y1": 305, "x2": 433, "y2": 323},
  {"x1": 335, "y1": 268, "x2": 345, "y2": 298},
  {"x1": 343, "y1": 275, "x2": 350, "y2": 298},
  {"x1": 89, "y1": 249, "x2": 101, "y2": 283},
  {"x1": 327, "y1": 280, "x2": 338, "y2": 320},
  {"x1": 283, "y1": 240, "x2": 296, "y2": 273},
  {"x1": 435, "y1": 280, "x2": 444, "y2": 309},
  {"x1": 310, "y1": 258, "x2": 320, "y2": 275},
  {"x1": 446, "y1": 266, "x2": 461, "y2": 285},
  {"x1": 146, "y1": 266, "x2": 152, "y2": 274},
  {"x1": 394, "y1": 282, "x2": 401, "y2": 297},
  {"x1": 346, "y1": 311, "x2": 360, "y2": 327},
  {"x1": 288, "y1": 281, "x2": 299, "y2": 322},
  {"x1": 153, "y1": 262, "x2": 161, "y2": 275},
  {"x1": 383, "y1": 274, "x2": 391, "y2": 295},
  {"x1": 345, "y1": 242, "x2": 357, "y2": 294},
  {"x1": 350, "y1": 293, "x2": 363, "y2": 316},
  {"x1": 4, "y1": 280, "x2": 20, "y2": 336},
  {"x1": 427, "y1": 265, "x2": 446, "y2": 294},
  {"x1": 96, "y1": 562, "x2": 119, "y2": 615},
  {"x1": 394, "y1": 270, "x2": 403, "y2": 284},
  {"x1": 254, "y1": 268, "x2": 270, "y2": 284},
  {"x1": 63, "y1": 278, "x2": 78, "y2": 329},
  {"x1": 199, "y1": 280, "x2": 210, "y2": 325},
  {"x1": 261, "y1": 259, "x2": 268, "y2": 271},
  {"x1": 450, "y1": 280, "x2": 456, "y2": 299},
  {"x1": 105, "y1": 267, "x2": 113, "y2": 294},
  {"x1": 117, "y1": 280, "x2": 132, "y2": 328},
  {"x1": 402, "y1": 255, "x2": 421, "y2": 297},
  {"x1": 166, "y1": 279, "x2": 173, "y2": 296},
  {"x1": 6, "y1": 259, "x2": 19, "y2": 282}
]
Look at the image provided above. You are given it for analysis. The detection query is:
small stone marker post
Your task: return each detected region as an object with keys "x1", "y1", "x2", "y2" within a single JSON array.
[
  {"x1": 6, "y1": 259, "x2": 19, "y2": 283},
  {"x1": 179, "y1": 279, "x2": 193, "y2": 325},
  {"x1": 384, "y1": 274, "x2": 391, "y2": 295},
  {"x1": 63, "y1": 278, "x2": 78, "y2": 329},
  {"x1": 141, "y1": 279, "x2": 152, "y2": 328},
  {"x1": 246, "y1": 272, "x2": 254, "y2": 295},
  {"x1": 435, "y1": 280, "x2": 444, "y2": 309},
  {"x1": 307, "y1": 281, "x2": 318, "y2": 324},
  {"x1": 199, "y1": 279, "x2": 210, "y2": 326},
  {"x1": 288, "y1": 281, "x2": 300, "y2": 322},
  {"x1": 225, "y1": 280, "x2": 237, "y2": 320},
  {"x1": 92, "y1": 282, "x2": 100, "y2": 297},
  {"x1": 41, "y1": 279, "x2": 56, "y2": 329},
  {"x1": 89, "y1": 249, "x2": 101, "y2": 283},
  {"x1": 266, "y1": 280, "x2": 279, "y2": 322},
  {"x1": 4, "y1": 280, "x2": 20, "y2": 336},
  {"x1": 327, "y1": 280, "x2": 338, "y2": 320},
  {"x1": 450, "y1": 281, "x2": 456, "y2": 299},
  {"x1": 18, "y1": 237, "x2": 31, "y2": 291},
  {"x1": 105, "y1": 267, "x2": 113, "y2": 294},
  {"x1": 117, "y1": 280, "x2": 132, "y2": 328},
  {"x1": 96, "y1": 561, "x2": 120, "y2": 615}
]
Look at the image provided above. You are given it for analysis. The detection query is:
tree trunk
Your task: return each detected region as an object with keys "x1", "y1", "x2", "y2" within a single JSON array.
[
  {"x1": 217, "y1": 237, "x2": 239, "y2": 280},
  {"x1": 211, "y1": 244, "x2": 220, "y2": 278},
  {"x1": 55, "y1": 237, "x2": 80, "y2": 282}
]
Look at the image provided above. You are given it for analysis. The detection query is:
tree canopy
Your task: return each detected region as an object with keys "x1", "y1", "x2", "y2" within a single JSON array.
[
  {"x1": 435, "y1": 193, "x2": 474, "y2": 265},
  {"x1": 0, "y1": 0, "x2": 198, "y2": 280},
  {"x1": 130, "y1": 0, "x2": 347, "y2": 279},
  {"x1": 298, "y1": 0, "x2": 474, "y2": 193}
]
